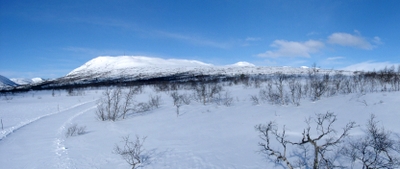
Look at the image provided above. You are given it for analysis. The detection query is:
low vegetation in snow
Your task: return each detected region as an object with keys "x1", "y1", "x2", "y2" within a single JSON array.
[{"x1": 1, "y1": 65, "x2": 400, "y2": 168}]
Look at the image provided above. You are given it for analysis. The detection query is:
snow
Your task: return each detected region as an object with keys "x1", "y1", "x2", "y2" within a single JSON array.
[
  {"x1": 32, "y1": 77, "x2": 44, "y2": 83},
  {"x1": 10, "y1": 77, "x2": 44, "y2": 85},
  {"x1": 229, "y1": 62, "x2": 256, "y2": 67},
  {"x1": 67, "y1": 56, "x2": 213, "y2": 76},
  {"x1": 1, "y1": 85, "x2": 399, "y2": 168},
  {"x1": 10, "y1": 78, "x2": 33, "y2": 85},
  {"x1": 64, "y1": 56, "x2": 349, "y2": 84},
  {"x1": 0, "y1": 75, "x2": 18, "y2": 88}
]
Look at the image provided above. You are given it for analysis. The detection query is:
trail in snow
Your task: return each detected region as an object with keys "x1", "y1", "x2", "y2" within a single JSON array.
[
  {"x1": 0, "y1": 100, "x2": 97, "y2": 169},
  {"x1": 54, "y1": 105, "x2": 96, "y2": 169},
  {"x1": 0, "y1": 100, "x2": 96, "y2": 141}
]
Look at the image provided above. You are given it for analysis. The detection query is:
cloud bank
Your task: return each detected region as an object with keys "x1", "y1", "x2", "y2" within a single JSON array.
[
  {"x1": 257, "y1": 40, "x2": 324, "y2": 58},
  {"x1": 342, "y1": 61, "x2": 399, "y2": 72},
  {"x1": 327, "y1": 32, "x2": 379, "y2": 50}
]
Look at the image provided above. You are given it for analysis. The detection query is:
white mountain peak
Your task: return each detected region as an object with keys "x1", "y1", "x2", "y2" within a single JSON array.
[
  {"x1": 230, "y1": 62, "x2": 256, "y2": 67},
  {"x1": 67, "y1": 56, "x2": 215, "y2": 75}
]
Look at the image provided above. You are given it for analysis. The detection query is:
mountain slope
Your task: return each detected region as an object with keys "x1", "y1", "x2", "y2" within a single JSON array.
[
  {"x1": 2, "y1": 56, "x2": 353, "y2": 91},
  {"x1": 67, "y1": 56, "x2": 213, "y2": 77},
  {"x1": 0, "y1": 75, "x2": 18, "y2": 89},
  {"x1": 64, "y1": 56, "x2": 344, "y2": 84},
  {"x1": 11, "y1": 78, "x2": 44, "y2": 85}
]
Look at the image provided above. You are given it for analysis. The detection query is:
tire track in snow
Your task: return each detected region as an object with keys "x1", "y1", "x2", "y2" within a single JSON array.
[{"x1": 0, "y1": 100, "x2": 96, "y2": 141}]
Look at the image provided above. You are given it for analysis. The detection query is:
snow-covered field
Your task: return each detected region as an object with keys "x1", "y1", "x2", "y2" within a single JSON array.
[{"x1": 0, "y1": 85, "x2": 399, "y2": 169}]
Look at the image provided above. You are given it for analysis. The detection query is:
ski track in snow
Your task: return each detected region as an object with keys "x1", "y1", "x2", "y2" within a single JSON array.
[
  {"x1": 54, "y1": 105, "x2": 96, "y2": 169},
  {"x1": 0, "y1": 100, "x2": 95, "y2": 141},
  {"x1": 0, "y1": 100, "x2": 97, "y2": 169}
]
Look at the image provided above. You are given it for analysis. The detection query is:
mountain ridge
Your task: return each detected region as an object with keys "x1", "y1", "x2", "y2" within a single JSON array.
[
  {"x1": 2, "y1": 56, "x2": 351, "y2": 91},
  {"x1": 67, "y1": 56, "x2": 254, "y2": 76},
  {"x1": 65, "y1": 56, "x2": 336, "y2": 83},
  {"x1": 0, "y1": 75, "x2": 18, "y2": 89}
]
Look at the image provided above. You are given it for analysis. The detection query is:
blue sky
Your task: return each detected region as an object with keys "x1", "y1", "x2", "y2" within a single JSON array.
[{"x1": 1, "y1": 0, "x2": 400, "y2": 79}]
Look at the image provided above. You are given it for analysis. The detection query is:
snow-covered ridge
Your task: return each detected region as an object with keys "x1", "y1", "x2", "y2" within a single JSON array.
[
  {"x1": 10, "y1": 77, "x2": 44, "y2": 85},
  {"x1": 66, "y1": 56, "x2": 343, "y2": 83},
  {"x1": 67, "y1": 56, "x2": 213, "y2": 76},
  {"x1": 0, "y1": 75, "x2": 18, "y2": 88},
  {"x1": 67, "y1": 56, "x2": 261, "y2": 77},
  {"x1": 0, "y1": 77, "x2": 45, "y2": 90}
]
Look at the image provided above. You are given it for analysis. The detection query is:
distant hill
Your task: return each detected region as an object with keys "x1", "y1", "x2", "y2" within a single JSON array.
[
  {"x1": 2, "y1": 56, "x2": 351, "y2": 91},
  {"x1": 10, "y1": 78, "x2": 44, "y2": 85},
  {"x1": 63, "y1": 56, "x2": 338, "y2": 84},
  {"x1": 0, "y1": 75, "x2": 18, "y2": 89}
]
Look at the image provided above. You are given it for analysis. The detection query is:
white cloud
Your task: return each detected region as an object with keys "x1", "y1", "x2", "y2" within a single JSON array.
[
  {"x1": 327, "y1": 32, "x2": 376, "y2": 50},
  {"x1": 321, "y1": 56, "x2": 346, "y2": 67},
  {"x1": 257, "y1": 40, "x2": 324, "y2": 58},
  {"x1": 242, "y1": 37, "x2": 262, "y2": 46},
  {"x1": 373, "y1": 36, "x2": 382, "y2": 45},
  {"x1": 342, "y1": 61, "x2": 399, "y2": 72}
]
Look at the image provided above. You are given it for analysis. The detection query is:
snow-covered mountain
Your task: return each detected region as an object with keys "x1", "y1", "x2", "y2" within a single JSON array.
[
  {"x1": 10, "y1": 78, "x2": 32, "y2": 85},
  {"x1": 0, "y1": 75, "x2": 18, "y2": 89},
  {"x1": 1, "y1": 56, "x2": 352, "y2": 91},
  {"x1": 65, "y1": 56, "x2": 343, "y2": 83},
  {"x1": 11, "y1": 77, "x2": 44, "y2": 85},
  {"x1": 228, "y1": 61, "x2": 256, "y2": 67}
]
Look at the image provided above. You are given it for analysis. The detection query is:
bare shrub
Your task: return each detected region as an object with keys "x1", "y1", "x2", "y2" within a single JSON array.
[
  {"x1": 179, "y1": 93, "x2": 191, "y2": 105},
  {"x1": 134, "y1": 102, "x2": 152, "y2": 113},
  {"x1": 96, "y1": 100, "x2": 107, "y2": 121},
  {"x1": 193, "y1": 83, "x2": 222, "y2": 105},
  {"x1": 215, "y1": 91, "x2": 234, "y2": 106},
  {"x1": 341, "y1": 78, "x2": 352, "y2": 94},
  {"x1": 170, "y1": 91, "x2": 179, "y2": 105},
  {"x1": 66, "y1": 88, "x2": 85, "y2": 96},
  {"x1": 250, "y1": 95, "x2": 259, "y2": 105},
  {"x1": 254, "y1": 77, "x2": 263, "y2": 88},
  {"x1": 96, "y1": 87, "x2": 122, "y2": 121},
  {"x1": 152, "y1": 82, "x2": 170, "y2": 93},
  {"x1": 342, "y1": 114, "x2": 400, "y2": 169},
  {"x1": 302, "y1": 83, "x2": 310, "y2": 97},
  {"x1": 1, "y1": 93, "x2": 13, "y2": 101},
  {"x1": 273, "y1": 72, "x2": 288, "y2": 105},
  {"x1": 287, "y1": 77, "x2": 302, "y2": 106},
  {"x1": 255, "y1": 112, "x2": 356, "y2": 169},
  {"x1": 331, "y1": 71, "x2": 345, "y2": 95},
  {"x1": 170, "y1": 92, "x2": 191, "y2": 116},
  {"x1": 148, "y1": 94, "x2": 161, "y2": 108},
  {"x1": 65, "y1": 124, "x2": 86, "y2": 138},
  {"x1": 259, "y1": 82, "x2": 281, "y2": 105},
  {"x1": 128, "y1": 95, "x2": 162, "y2": 114},
  {"x1": 114, "y1": 135, "x2": 147, "y2": 169},
  {"x1": 96, "y1": 86, "x2": 150, "y2": 121},
  {"x1": 309, "y1": 73, "x2": 330, "y2": 101},
  {"x1": 121, "y1": 87, "x2": 137, "y2": 119}
]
